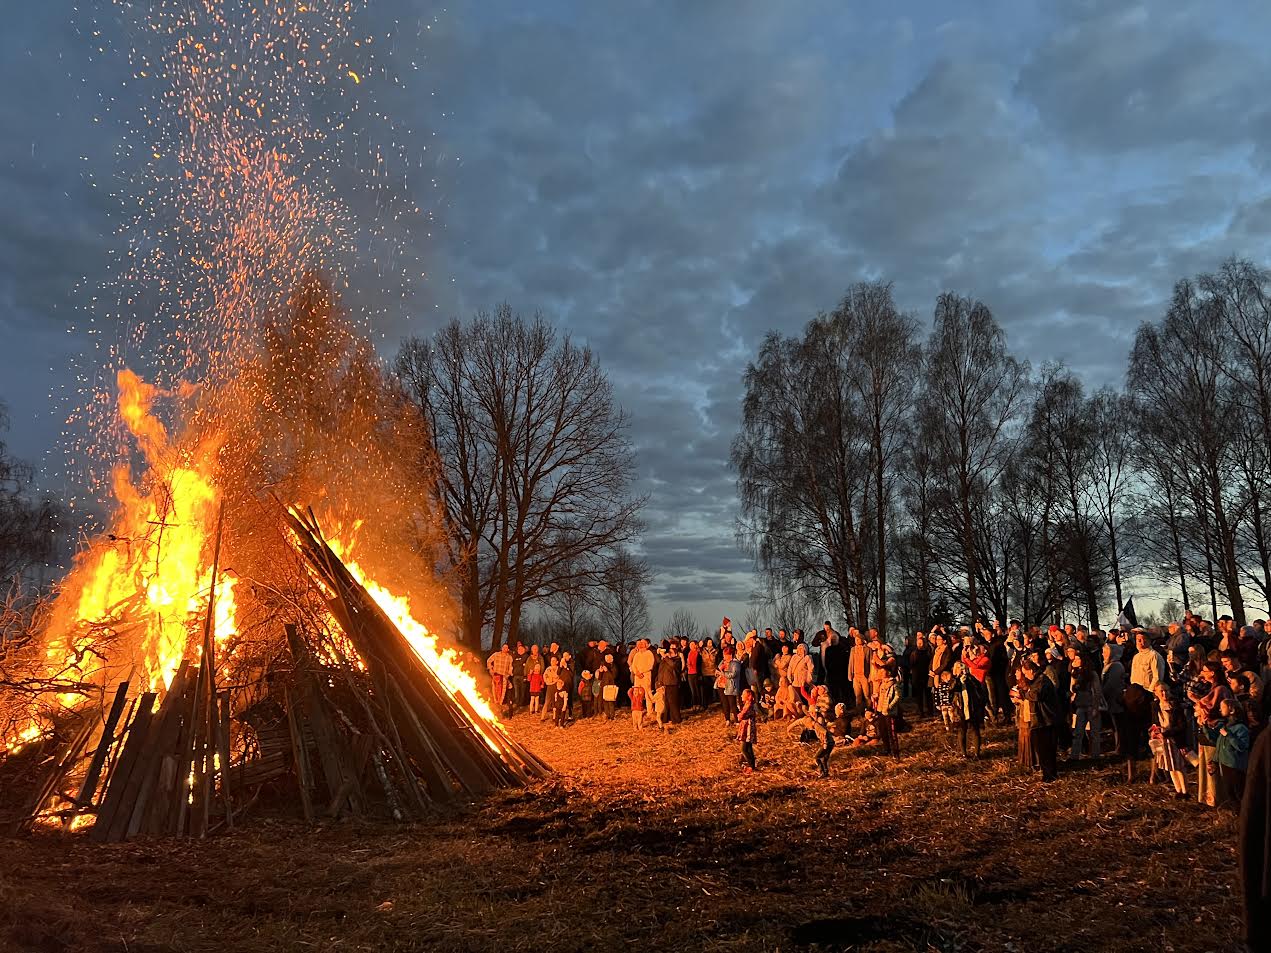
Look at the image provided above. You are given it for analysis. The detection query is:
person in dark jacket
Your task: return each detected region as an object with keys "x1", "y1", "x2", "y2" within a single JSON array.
[
  {"x1": 953, "y1": 661, "x2": 988, "y2": 759},
  {"x1": 1241, "y1": 724, "x2": 1271, "y2": 952},
  {"x1": 655, "y1": 649, "x2": 683, "y2": 725},
  {"x1": 1025, "y1": 660, "x2": 1059, "y2": 781},
  {"x1": 907, "y1": 632, "x2": 933, "y2": 717}
]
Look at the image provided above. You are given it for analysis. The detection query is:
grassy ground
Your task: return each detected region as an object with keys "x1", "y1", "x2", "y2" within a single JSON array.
[{"x1": 0, "y1": 704, "x2": 1243, "y2": 952}]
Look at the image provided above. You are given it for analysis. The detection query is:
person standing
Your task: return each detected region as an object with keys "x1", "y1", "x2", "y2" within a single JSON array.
[
  {"x1": 1024, "y1": 660, "x2": 1059, "y2": 781},
  {"x1": 908, "y1": 632, "x2": 933, "y2": 717},
  {"x1": 487, "y1": 643, "x2": 514, "y2": 708},
  {"x1": 788, "y1": 643, "x2": 815, "y2": 713},
  {"x1": 847, "y1": 630, "x2": 870, "y2": 712},
  {"x1": 656, "y1": 647, "x2": 683, "y2": 725},
  {"x1": 737, "y1": 687, "x2": 758, "y2": 773},
  {"x1": 876, "y1": 669, "x2": 902, "y2": 759},
  {"x1": 1102, "y1": 642, "x2": 1127, "y2": 757},
  {"x1": 1240, "y1": 723, "x2": 1271, "y2": 951},
  {"x1": 686, "y1": 640, "x2": 702, "y2": 710},
  {"x1": 720, "y1": 648, "x2": 744, "y2": 724},
  {"x1": 512, "y1": 643, "x2": 529, "y2": 710},
  {"x1": 629, "y1": 638, "x2": 656, "y2": 696}
]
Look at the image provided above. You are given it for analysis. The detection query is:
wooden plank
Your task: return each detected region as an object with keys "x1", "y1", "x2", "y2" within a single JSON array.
[
  {"x1": 66, "y1": 681, "x2": 130, "y2": 829},
  {"x1": 128, "y1": 666, "x2": 195, "y2": 838},
  {"x1": 89, "y1": 693, "x2": 157, "y2": 842}
]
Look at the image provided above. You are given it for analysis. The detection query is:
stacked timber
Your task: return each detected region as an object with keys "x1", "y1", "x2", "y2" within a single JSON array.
[{"x1": 4, "y1": 505, "x2": 548, "y2": 839}]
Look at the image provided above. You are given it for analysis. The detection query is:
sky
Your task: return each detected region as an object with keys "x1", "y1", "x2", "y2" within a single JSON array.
[{"x1": 3, "y1": 0, "x2": 1271, "y2": 632}]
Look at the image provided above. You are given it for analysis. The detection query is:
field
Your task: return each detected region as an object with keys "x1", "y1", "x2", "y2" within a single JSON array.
[{"x1": 0, "y1": 705, "x2": 1243, "y2": 953}]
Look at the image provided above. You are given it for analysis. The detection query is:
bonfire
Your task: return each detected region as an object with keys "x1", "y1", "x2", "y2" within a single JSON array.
[{"x1": 0, "y1": 0, "x2": 548, "y2": 839}]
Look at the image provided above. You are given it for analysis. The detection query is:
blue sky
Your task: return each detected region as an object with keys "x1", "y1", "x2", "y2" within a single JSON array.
[{"x1": 3, "y1": 0, "x2": 1271, "y2": 629}]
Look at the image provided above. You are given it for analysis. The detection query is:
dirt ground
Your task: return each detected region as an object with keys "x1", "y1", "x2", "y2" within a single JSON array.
[{"x1": 0, "y1": 704, "x2": 1244, "y2": 953}]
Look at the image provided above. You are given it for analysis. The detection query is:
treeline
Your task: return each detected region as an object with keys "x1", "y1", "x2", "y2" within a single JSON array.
[
  {"x1": 395, "y1": 306, "x2": 647, "y2": 649},
  {"x1": 732, "y1": 258, "x2": 1271, "y2": 634},
  {"x1": 0, "y1": 401, "x2": 64, "y2": 604}
]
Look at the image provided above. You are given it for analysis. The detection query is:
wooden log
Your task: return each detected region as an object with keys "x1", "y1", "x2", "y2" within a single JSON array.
[
  {"x1": 65, "y1": 681, "x2": 130, "y2": 828},
  {"x1": 217, "y1": 691, "x2": 234, "y2": 829},
  {"x1": 15, "y1": 720, "x2": 94, "y2": 833}
]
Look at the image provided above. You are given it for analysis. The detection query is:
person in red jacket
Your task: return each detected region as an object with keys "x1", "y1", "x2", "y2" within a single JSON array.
[{"x1": 686, "y1": 641, "x2": 702, "y2": 710}]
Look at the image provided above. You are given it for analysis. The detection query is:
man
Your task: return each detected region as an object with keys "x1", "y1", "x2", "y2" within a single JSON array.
[
  {"x1": 817, "y1": 621, "x2": 844, "y2": 679},
  {"x1": 512, "y1": 643, "x2": 529, "y2": 709},
  {"x1": 847, "y1": 629, "x2": 869, "y2": 711},
  {"x1": 1129, "y1": 629, "x2": 1165, "y2": 694},
  {"x1": 629, "y1": 638, "x2": 656, "y2": 694},
  {"x1": 487, "y1": 643, "x2": 514, "y2": 707}
]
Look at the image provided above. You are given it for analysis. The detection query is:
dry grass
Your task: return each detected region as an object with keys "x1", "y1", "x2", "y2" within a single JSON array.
[{"x1": 0, "y1": 705, "x2": 1243, "y2": 952}]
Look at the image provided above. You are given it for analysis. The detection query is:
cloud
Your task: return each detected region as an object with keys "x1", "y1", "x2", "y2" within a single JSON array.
[{"x1": 3, "y1": 0, "x2": 1271, "y2": 633}]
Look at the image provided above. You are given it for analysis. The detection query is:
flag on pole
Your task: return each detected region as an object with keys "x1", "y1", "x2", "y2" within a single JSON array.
[{"x1": 1116, "y1": 597, "x2": 1137, "y2": 629}]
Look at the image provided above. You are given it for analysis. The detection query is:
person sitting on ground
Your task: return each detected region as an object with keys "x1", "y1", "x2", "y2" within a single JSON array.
[
  {"x1": 758, "y1": 679, "x2": 776, "y2": 722},
  {"x1": 773, "y1": 676, "x2": 796, "y2": 720}
]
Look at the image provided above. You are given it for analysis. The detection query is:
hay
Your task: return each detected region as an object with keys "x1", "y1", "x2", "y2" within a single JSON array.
[{"x1": 0, "y1": 705, "x2": 1242, "y2": 952}]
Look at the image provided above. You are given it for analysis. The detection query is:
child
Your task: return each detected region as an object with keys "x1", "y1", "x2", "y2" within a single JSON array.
[
  {"x1": 552, "y1": 677, "x2": 571, "y2": 728},
  {"x1": 933, "y1": 669, "x2": 957, "y2": 732},
  {"x1": 1149, "y1": 684, "x2": 1188, "y2": 797},
  {"x1": 590, "y1": 668, "x2": 605, "y2": 719},
  {"x1": 1202, "y1": 697, "x2": 1251, "y2": 807},
  {"x1": 528, "y1": 664, "x2": 545, "y2": 715},
  {"x1": 628, "y1": 684, "x2": 647, "y2": 730},
  {"x1": 737, "y1": 687, "x2": 758, "y2": 773},
  {"x1": 876, "y1": 673, "x2": 902, "y2": 758},
  {"x1": 651, "y1": 686, "x2": 670, "y2": 731},
  {"x1": 599, "y1": 656, "x2": 618, "y2": 720},
  {"x1": 774, "y1": 677, "x2": 795, "y2": 720},
  {"x1": 578, "y1": 670, "x2": 595, "y2": 719},
  {"x1": 540, "y1": 661, "x2": 559, "y2": 722}
]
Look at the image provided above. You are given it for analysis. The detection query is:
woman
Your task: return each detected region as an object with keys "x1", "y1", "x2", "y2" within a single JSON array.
[
  {"x1": 787, "y1": 643, "x2": 815, "y2": 713},
  {"x1": 952, "y1": 661, "x2": 988, "y2": 759},
  {"x1": 686, "y1": 640, "x2": 702, "y2": 711},
  {"x1": 699, "y1": 639, "x2": 719, "y2": 710},
  {"x1": 1069, "y1": 653, "x2": 1101, "y2": 760},
  {"x1": 1203, "y1": 698, "x2": 1251, "y2": 807},
  {"x1": 1190, "y1": 660, "x2": 1235, "y2": 807},
  {"x1": 1149, "y1": 684, "x2": 1189, "y2": 798}
]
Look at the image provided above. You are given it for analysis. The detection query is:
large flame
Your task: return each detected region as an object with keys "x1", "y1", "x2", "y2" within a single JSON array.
[
  {"x1": 325, "y1": 537, "x2": 503, "y2": 753},
  {"x1": 7, "y1": 371, "x2": 238, "y2": 752}
]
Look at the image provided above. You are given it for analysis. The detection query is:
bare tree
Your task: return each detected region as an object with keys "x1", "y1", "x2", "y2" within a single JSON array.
[
  {"x1": 594, "y1": 547, "x2": 651, "y2": 645},
  {"x1": 396, "y1": 307, "x2": 644, "y2": 646},
  {"x1": 732, "y1": 282, "x2": 917, "y2": 633},
  {"x1": 661, "y1": 607, "x2": 707, "y2": 642},
  {"x1": 915, "y1": 294, "x2": 1029, "y2": 623},
  {"x1": 0, "y1": 402, "x2": 63, "y2": 587},
  {"x1": 1130, "y1": 280, "x2": 1246, "y2": 624}
]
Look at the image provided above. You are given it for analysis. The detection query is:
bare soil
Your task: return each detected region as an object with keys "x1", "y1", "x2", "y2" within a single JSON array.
[{"x1": 0, "y1": 705, "x2": 1243, "y2": 952}]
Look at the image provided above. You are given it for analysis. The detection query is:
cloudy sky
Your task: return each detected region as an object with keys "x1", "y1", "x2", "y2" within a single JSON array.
[{"x1": 3, "y1": 0, "x2": 1271, "y2": 630}]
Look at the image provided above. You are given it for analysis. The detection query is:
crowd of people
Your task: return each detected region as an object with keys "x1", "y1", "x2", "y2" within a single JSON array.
[
  {"x1": 487, "y1": 611, "x2": 1271, "y2": 949},
  {"x1": 485, "y1": 612, "x2": 1269, "y2": 798}
]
